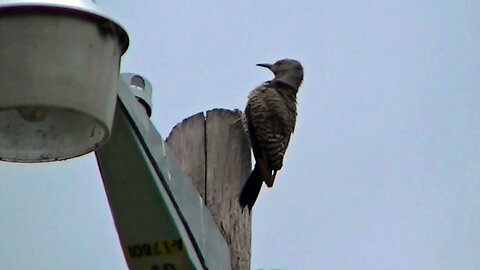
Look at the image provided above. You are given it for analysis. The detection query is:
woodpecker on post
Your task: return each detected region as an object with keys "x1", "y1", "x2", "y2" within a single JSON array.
[{"x1": 239, "y1": 59, "x2": 304, "y2": 211}]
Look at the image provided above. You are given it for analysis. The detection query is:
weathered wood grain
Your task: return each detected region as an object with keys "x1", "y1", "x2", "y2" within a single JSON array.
[
  {"x1": 206, "y1": 109, "x2": 252, "y2": 270},
  {"x1": 166, "y1": 109, "x2": 252, "y2": 270},
  {"x1": 166, "y1": 112, "x2": 206, "y2": 199}
]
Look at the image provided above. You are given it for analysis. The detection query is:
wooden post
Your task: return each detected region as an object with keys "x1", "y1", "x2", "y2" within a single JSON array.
[{"x1": 166, "y1": 109, "x2": 252, "y2": 270}]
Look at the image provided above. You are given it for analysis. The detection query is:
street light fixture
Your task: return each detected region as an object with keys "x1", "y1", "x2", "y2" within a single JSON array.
[
  {"x1": 0, "y1": 0, "x2": 128, "y2": 162},
  {"x1": 0, "y1": 2, "x2": 234, "y2": 269}
]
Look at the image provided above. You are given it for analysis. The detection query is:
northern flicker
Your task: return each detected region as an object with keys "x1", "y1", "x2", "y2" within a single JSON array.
[{"x1": 239, "y1": 59, "x2": 304, "y2": 211}]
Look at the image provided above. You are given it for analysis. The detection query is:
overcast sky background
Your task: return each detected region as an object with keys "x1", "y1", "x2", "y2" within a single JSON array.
[{"x1": 1, "y1": 1, "x2": 480, "y2": 269}]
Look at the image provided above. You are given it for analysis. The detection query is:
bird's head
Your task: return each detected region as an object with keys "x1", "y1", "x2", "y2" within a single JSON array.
[{"x1": 257, "y1": 59, "x2": 304, "y2": 90}]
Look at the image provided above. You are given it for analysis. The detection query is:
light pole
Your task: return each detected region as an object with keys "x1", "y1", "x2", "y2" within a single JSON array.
[{"x1": 0, "y1": 1, "x2": 232, "y2": 269}]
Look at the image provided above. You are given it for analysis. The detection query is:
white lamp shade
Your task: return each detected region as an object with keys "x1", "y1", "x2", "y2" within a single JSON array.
[{"x1": 0, "y1": 1, "x2": 128, "y2": 162}]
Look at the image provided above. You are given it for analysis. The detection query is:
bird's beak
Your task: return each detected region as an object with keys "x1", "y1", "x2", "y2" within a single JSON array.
[{"x1": 256, "y1": 63, "x2": 273, "y2": 70}]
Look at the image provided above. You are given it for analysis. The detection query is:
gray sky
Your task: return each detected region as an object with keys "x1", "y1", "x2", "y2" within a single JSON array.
[{"x1": 1, "y1": 1, "x2": 479, "y2": 269}]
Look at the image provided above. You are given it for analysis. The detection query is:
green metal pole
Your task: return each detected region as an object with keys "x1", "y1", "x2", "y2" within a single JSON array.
[{"x1": 95, "y1": 75, "x2": 230, "y2": 270}]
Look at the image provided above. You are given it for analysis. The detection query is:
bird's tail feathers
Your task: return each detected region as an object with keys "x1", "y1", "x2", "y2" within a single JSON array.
[{"x1": 239, "y1": 165, "x2": 264, "y2": 211}]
